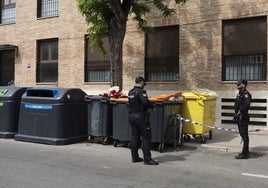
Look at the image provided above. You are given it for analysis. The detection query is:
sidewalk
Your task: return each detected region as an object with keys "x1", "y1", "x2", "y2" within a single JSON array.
[{"x1": 186, "y1": 129, "x2": 268, "y2": 155}]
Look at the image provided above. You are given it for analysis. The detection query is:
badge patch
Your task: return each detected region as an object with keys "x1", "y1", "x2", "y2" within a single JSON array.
[{"x1": 245, "y1": 94, "x2": 248, "y2": 98}]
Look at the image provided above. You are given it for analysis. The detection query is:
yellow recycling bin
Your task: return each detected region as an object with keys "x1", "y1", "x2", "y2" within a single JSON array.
[{"x1": 181, "y1": 91, "x2": 217, "y2": 143}]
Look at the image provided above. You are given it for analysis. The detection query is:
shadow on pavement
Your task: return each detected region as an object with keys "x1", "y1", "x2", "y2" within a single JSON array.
[
  {"x1": 251, "y1": 146, "x2": 268, "y2": 152},
  {"x1": 183, "y1": 129, "x2": 238, "y2": 144},
  {"x1": 248, "y1": 151, "x2": 266, "y2": 159},
  {"x1": 152, "y1": 145, "x2": 198, "y2": 163},
  {"x1": 250, "y1": 146, "x2": 268, "y2": 158},
  {"x1": 154, "y1": 154, "x2": 189, "y2": 162}
]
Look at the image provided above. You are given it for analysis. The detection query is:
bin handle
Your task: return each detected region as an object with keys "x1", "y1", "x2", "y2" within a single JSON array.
[
  {"x1": 197, "y1": 98, "x2": 204, "y2": 107},
  {"x1": 110, "y1": 101, "x2": 117, "y2": 105},
  {"x1": 85, "y1": 98, "x2": 93, "y2": 102},
  {"x1": 154, "y1": 102, "x2": 164, "y2": 105},
  {"x1": 100, "y1": 99, "x2": 108, "y2": 103}
]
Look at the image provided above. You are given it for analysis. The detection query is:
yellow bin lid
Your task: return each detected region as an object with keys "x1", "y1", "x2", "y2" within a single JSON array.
[{"x1": 182, "y1": 91, "x2": 217, "y2": 100}]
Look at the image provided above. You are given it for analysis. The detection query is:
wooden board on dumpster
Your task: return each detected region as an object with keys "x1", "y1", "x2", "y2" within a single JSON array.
[
  {"x1": 149, "y1": 92, "x2": 182, "y2": 101},
  {"x1": 109, "y1": 92, "x2": 182, "y2": 102},
  {"x1": 109, "y1": 96, "x2": 128, "y2": 102}
]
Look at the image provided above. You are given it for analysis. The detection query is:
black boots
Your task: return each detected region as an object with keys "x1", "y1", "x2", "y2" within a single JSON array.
[
  {"x1": 235, "y1": 152, "x2": 250, "y2": 159},
  {"x1": 132, "y1": 158, "x2": 159, "y2": 165},
  {"x1": 132, "y1": 157, "x2": 143, "y2": 163},
  {"x1": 144, "y1": 159, "x2": 159, "y2": 165}
]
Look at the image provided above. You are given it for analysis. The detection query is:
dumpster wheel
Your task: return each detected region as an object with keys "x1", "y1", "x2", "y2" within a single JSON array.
[
  {"x1": 158, "y1": 143, "x2": 165, "y2": 153},
  {"x1": 127, "y1": 142, "x2": 131, "y2": 149},
  {"x1": 209, "y1": 130, "x2": 212, "y2": 139},
  {"x1": 102, "y1": 137, "x2": 109, "y2": 145},
  {"x1": 200, "y1": 136, "x2": 207, "y2": 143},
  {"x1": 183, "y1": 135, "x2": 191, "y2": 142},
  {"x1": 88, "y1": 136, "x2": 94, "y2": 143},
  {"x1": 113, "y1": 140, "x2": 118, "y2": 147}
]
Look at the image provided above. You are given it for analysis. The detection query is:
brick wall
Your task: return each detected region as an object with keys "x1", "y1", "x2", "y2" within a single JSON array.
[
  {"x1": 1, "y1": 0, "x2": 267, "y2": 92},
  {"x1": 125, "y1": 0, "x2": 268, "y2": 92}
]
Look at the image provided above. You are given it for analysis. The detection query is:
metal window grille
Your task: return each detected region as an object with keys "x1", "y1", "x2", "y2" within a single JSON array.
[
  {"x1": 145, "y1": 56, "x2": 179, "y2": 82},
  {"x1": 85, "y1": 37, "x2": 111, "y2": 82},
  {"x1": 1, "y1": 0, "x2": 16, "y2": 24},
  {"x1": 38, "y1": 0, "x2": 58, "y2": 18},
  {"x1": 222, "y1": 16, "x2": 267, "y2": 81},
  {"x1": 145, "y1": 26, "x2": 179, "y2": 82},
  {"x1": 223, "y1": 53, "x2": 266, "y2": 81},
  {"x1": 37, "y1": 39, "x2": 58, "y2": 83},
  {"x1": 85, "y1": 60, "x2": 110, "y2": 82}
]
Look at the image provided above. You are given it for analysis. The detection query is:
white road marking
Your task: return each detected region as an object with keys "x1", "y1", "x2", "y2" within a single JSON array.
[{"x1": 242, "y1": 173, "x2": 268, "y2": 179}]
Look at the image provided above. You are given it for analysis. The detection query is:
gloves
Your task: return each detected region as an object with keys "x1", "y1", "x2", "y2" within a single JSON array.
[
  {"x1": 233, "y1": 114, "x2": 245, "y2": 122},
  {"x1": 233, "y1": 115, "x2": 238, "y2": 122}
]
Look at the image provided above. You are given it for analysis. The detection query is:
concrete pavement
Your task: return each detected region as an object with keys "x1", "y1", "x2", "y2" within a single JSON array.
[{"x1": 187, "y1": 127, "x2": 268, "y2": 156}]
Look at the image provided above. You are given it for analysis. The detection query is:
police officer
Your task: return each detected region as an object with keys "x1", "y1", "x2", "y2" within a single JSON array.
[
  {"x1": 234, "y1": 79, "x2": 252, "y2": 159},
  {"x1": 128, "y1": 76, "x2": 159, "y2": 165}
]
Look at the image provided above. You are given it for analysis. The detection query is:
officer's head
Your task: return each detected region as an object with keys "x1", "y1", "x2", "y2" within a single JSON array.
[
  {"x1": 237, "y1": 79, "x2": 247, "y2": 90},
  {"x1": 135, "y1": 76, "x2": 146, "y2": 88}
]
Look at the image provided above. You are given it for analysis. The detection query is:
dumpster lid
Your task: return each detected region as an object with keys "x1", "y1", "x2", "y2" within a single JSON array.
[
  {"x1": 85, "y1": 95, "x2": 109, "y2": 100},
  {"x1": 149, "y1": 92, "x2": 182, "y2": 102},
  {"x1": 0, "y1": 88, "x2": 8, "y2": 96},
  {"x1": 182, "y1": 91, "x2": 217, "y2": 100},
  {"x1": 85, "y1": 95, "x2": 109, "y2": 101},
  {"x1": 0, "y1": 87, "x2": 28, "y2": 99},
  {"x1": 26, "y1": 88, "x2": 60, "y2": 98},
  {"x1": 110, "y1": 97, "x2": 128, "y2": 102}
]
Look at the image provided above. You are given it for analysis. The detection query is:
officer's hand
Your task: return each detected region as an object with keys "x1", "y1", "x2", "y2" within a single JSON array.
[{"x1": 233, "y1": 115, "x2": 238, "y2": 122}]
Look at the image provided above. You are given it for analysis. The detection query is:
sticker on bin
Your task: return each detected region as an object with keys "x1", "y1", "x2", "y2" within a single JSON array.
[
  {"x1": 0, "y1": 89, "x2": 8, "y2": 96},
  {"x1": 25, "y1": 104, "x2": 53, "y2": 110}
]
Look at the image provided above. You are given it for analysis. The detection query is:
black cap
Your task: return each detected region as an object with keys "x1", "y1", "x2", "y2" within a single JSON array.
[
  {"x1": 135, "y1": 76, "x2": 146, "y2": 85},
  {"x1": 237, "y1": 79, "x2": 247, "y2": 86}
]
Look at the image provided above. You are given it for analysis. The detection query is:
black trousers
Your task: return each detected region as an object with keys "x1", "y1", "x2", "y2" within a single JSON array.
[
  {"x1": 129, "y1": 113, "x2": 152, "y2": 162},
  {"x1": 237, "y1": 114, "x2": 250, "y2": 154}
]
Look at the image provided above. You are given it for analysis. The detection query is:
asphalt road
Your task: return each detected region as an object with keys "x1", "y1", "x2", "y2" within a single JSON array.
[{"x1": 0, "y1": 139, "x2": 267, "y2": 188}]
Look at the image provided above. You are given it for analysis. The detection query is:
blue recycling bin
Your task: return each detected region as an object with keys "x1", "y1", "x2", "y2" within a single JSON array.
[
  {"x1": 0, "y1": 87, "x2": 27, "y2": 138},
  {"x1": 15, "y1": 88, "x2": 87, "y2": 145}
]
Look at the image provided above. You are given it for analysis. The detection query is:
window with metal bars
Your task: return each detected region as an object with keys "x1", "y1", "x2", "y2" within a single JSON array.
[
  {"x1": 145, "y1": 25, "x2": 179, "y2": 82},
  {"x1": 36, "y1": 39, "x2": 58, "y2": 83},
  {"x1": 37, "y1": 0, "x2": 58, "y2": 18},
  {"x1": 85, "y1": 37, "x2": 111, "y2": 82},
  {"x1": 0, "y1": 0, "x2": 16, "y2": 24},
  {"x1": 222, "y1": 16, "x2": 267, "y2": 81}
]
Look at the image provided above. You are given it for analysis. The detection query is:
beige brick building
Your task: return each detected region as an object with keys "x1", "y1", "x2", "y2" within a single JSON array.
[{"x1": 0, "y1": 0, "x2": 268, "y2": 128}]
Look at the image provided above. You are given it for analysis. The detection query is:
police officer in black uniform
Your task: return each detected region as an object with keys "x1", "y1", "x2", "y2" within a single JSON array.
[
  {"x1": 234, "y1": 79, "x2": 252, "y2": 159},
  {"x1": 128, "y1": 76, "x2": 159, "y2": 165}
]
